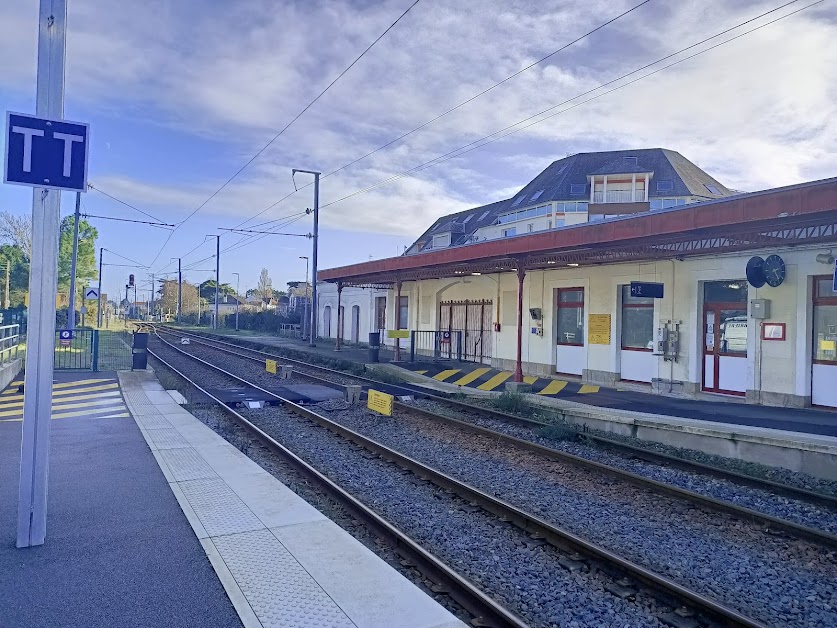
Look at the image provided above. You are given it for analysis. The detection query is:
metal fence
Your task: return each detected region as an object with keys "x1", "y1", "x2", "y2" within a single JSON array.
[
  {"x1": 409, "y1": 330, "x2": 463, "y2": 362},
  {"x1": 54, "y1": 329, "x2": 133, "y2": 371},
  {"x1": 438, "y1": 299, "x2": 494, "y2": 363},
  {"x1": 0, "y1": 324, "x2": 21, "y2": 366}
]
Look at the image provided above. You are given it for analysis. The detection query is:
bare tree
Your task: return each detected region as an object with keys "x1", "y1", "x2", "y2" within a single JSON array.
[
  {"x1": 0, "y1": 212, "x2": 32, "y2": 260},
  {"x1": 256, "y1": 268, "x2": 273, "y2": 303}
]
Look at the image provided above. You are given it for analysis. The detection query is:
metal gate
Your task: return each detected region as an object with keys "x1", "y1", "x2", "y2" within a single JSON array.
[
  {"x1": 54, "y1": 329, "x2": 133, "y2": 371},
  {"x1": 438, "y1": 300, "x2": 493, "y2": 363}
]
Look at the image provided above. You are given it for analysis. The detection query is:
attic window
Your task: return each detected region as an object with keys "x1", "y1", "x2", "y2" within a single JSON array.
[
  {"x1": 623, "y1": 156, "x2": 638, "y2": 165},
  {"x1": 569, "y1": 183, "x2": 586, "y2": 195},
  {"x1": 530, "y1": 190, "x2": 544, "y2": 201},
  {"x1": 705, "y1": 184, "x2": 721, "y2": 195},
  {"x1": 462, "y1": 214, "x2": 473, "y2": 224},
  {"x1": 656, "y1": 180, "x2": 673, "y2": 191},
  {"x1": 478, "y1": 210, "x2": 491, "y2": 221},
  {"x1": 511, "y1": 196, "x2": 525, "y2": 207}
]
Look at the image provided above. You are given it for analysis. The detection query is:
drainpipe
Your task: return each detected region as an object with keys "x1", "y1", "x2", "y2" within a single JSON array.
[
  {"x1": 395, "y1": 279, "x2": 403, "y2": 361},
  {"x1": 335, "y1": 282, "x2": 343, "y2": 351},
  {"x1": 514, "y1": 266, "x2": 526, "y2": 382}
]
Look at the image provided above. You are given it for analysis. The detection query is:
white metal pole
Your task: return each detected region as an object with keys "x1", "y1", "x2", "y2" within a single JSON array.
[
  {"x1": 96, "y1": 247, "x2": 103, "y2": 328},
  {"x1": 310, "y1": 173, "x2": 319, "y2": 346},
  {"x1": 18, "y1": 0, "x2": 68, "y2": 548},
  {"x1": 214, "y1": 236, "x2": 220, "y2": 329},
  {"x1": 300, "y1": 256, "x2": 309, "y2": 339},
  {"x1": 67, "y1": 191, "x2": 80, "y2": 330}
]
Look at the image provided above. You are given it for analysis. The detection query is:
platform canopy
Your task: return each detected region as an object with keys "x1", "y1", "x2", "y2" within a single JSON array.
[{"x1": 319, "y1": 178, "x2": 837, "y2": 286}]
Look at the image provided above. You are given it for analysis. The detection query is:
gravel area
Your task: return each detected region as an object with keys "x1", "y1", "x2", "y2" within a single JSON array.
[
  {"x1": 149, "y1": 339, "x2": 673, "y2": 627},
  {"x1": 413, "y1": 400, "x2": 837, "y2": 535},
  {"x1": 314, "y1": 402, "x2": 837, "y2": 628}
]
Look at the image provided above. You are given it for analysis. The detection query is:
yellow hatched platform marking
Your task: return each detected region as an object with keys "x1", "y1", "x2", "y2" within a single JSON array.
[
  {"x1": 477, "y1": 371, "x2": 512, "y2": 391},
  {"x1": 452, "y1": 367, "x2": 491, "y2": 386},
  {"x1": 50, "y1": 407, "x2": 125, "y2": 420},
  {"x1": 414, "y1": 370, "x2": 429, "y2": 375},
  {"x1": 0, "y1": 389, "x2": 121, "y2": 408},
  {"x1": 523, "y1": 376, "x2": 538, "y2": 385},
  {"x1": 51, "y1": 398, "x2": 126, "y2": 412},
  {"x1": 578, "y1": 384, "x2": 600, "y2": 394},
  {"x1": 1, "y1": 383, "x2": 118, "y2": 403},
  {"x1": 537, "y1": 380, "x2": 568, "y2": 395},
  {"x1": 52, "y1": 378, "x2": 112, "y2": 390},
  {"x1": 433, "y1": 369, "x2": 462, "y2": 382}
]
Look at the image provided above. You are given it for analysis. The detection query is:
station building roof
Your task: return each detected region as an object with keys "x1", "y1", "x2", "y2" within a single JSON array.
[{"x1": 320, "y1": 177, "x2": 837, "y2": 287}]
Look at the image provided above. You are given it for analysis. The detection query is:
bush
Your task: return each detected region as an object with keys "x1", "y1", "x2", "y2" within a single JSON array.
[
  {"x1": 537, "y1": 423, "x2": 578, "y2": 442},
  {"x1": 493, "y1": 391, "x2": 531, "y2": 414}
]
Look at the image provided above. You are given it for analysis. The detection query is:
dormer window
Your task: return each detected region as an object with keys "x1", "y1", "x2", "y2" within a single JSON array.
[
  {"x1": 570, "y1": 184, "x2": 586, "y2": 195},
  {"x1": 623, "y1": 156, "x2": 638, "y2": 165}
]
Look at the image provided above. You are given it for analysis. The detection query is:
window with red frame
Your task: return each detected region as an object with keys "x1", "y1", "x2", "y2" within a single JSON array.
[
  {"x1": 814, "y1": 276, "x2": 837, "y2": 364},
  {"x1": 556, "y1": 288, "x2": 584, "y2": 345},
  {"x1": 621, "y1": 285, "x2": 654, "y2": 350}
]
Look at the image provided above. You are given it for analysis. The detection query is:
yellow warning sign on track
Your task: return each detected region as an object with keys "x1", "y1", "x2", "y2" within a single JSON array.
[
  {"x1": 265, "y1": 359, "x2": 277, "y2": 374},
  {"x1": 367, "y1": 389, "x2": 394, "y2": 416}
]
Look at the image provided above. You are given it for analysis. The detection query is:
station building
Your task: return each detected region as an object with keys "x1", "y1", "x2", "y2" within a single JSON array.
[{"x1": 316, "y1": 149, "x2": 837, "y2": 409}]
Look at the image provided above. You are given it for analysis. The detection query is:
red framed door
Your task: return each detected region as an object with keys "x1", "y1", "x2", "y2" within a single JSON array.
[{"x1": 702, "y1": 302, "x2": 748, "y2": 395}]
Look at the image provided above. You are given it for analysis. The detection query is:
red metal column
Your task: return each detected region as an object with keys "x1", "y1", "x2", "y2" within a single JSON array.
[
  {"x1": 335, "y1": 282, "x2": 343, "y2": 351},
  {"x1": 395, "y1": 280, "x2": 403, "y2": 361},
  {"x1": 514, "y1": 267, "x2": 526, "y2": 382}
]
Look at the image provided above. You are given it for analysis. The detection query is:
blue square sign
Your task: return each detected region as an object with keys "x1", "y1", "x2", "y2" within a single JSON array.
[{"x1": 4, "y1": 111, "x2": 89, "y2": 192}]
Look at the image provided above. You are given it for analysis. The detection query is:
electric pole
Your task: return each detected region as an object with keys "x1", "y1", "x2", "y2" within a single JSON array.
[
  {"x1": 67, "y1": 191, "x2": 81, "y2": 330},
  {"x1": 177, "y1": 258, "x2": 182, "y2": 324},
  {"x1": 292, "y1": 169, "x2": 320, "y2": 347},
  {"x1": 96, "y1": 248, "x2": 103, "y2": 327},
  {"x1": 213, "y1": 235, "x2": 220, "y2": 329}
]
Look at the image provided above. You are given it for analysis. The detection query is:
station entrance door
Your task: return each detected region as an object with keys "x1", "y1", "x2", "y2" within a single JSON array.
[{"x1": 702, "y1": 281, "x2": 748, "y2": 395}]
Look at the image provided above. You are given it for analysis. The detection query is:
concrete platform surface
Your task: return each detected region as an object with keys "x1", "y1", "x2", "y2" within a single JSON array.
[
  {"x1": 0, "y1": 371, "x2": 241, "y2": 628},
  {"x1": 121, "y1": 369, "x2": 465, "y2": 628}
]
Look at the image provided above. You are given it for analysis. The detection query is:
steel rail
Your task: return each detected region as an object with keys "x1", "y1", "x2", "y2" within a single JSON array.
[
  {"x1": 157, "y1": 326, "x2": 837, "y2": 510},
  {"x1": 146, "y1": 339, "x2": 527, "y2": 628},
  {"x1": 151, "y1": 328, "x2": 766, "y2": 628},
  {"x1": 153, "y1": 325, "x2": 837, "y2": 548}
]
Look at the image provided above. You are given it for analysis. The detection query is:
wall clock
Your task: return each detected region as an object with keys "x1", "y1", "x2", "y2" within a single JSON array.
[{"x1": 763, "y1": 254, "x2": 786, "y2": 287}]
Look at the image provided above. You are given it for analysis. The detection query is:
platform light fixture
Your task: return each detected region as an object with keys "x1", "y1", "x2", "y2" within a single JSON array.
[
  {"x1": 471, "y1": 272, "x2": 482, "y2": 276},
  {"x1": 567, "y1": 263, "x2": 579, "y2": 267},
  {"x1": 816, "y1": 251, "x2": 834, "y2": 264}
]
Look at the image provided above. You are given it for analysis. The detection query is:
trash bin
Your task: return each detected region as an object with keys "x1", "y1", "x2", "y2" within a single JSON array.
[
  {"x1": 368, "y1": 331, "x2": 381, "y2": 363},
  {"x1": 132, "y1": 332, "x2": 149, "y2": 370}
]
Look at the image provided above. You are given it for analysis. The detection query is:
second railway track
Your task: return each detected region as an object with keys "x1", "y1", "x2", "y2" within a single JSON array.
[{"x1": 149, "y1": 326, "x2": 837, "y2": 627}]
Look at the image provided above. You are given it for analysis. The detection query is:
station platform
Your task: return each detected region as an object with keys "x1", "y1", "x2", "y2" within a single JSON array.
[
  {"x1": 0, "y1": 372, "x2": 241, "y2": 627},
  {"x1": 120, "y1": 369, "x2": 464, "y2": 628}
]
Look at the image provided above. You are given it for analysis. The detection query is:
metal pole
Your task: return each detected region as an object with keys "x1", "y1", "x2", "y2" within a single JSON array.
[
  {"x1": 233, "y1": 272, "x2": 239, "y2": 331},
  {"x1": 67, "y1": 191, "x2": 80, "y2": 330},
  {"x1": 5, "y1": 258, "x2": 10, "y2": 309},
  {"x1": 214, "y1": 236, "x2": 220, "y2": 329},
  {"x1": 310, "y1": 174, "x2": 319, "y2": 346},
  {"x1": 176, "y1": 258, "x2": 182, "y2": 324},
  {"x1": 150, "y1": 273, "x2": 155, "y2": 321},
  {"x1": 18, "y1": 0, "x2": 67, "y2": 548},
  {"x1": 336, "y1": 282, "x2": 343, "y2": 351},
  {"x1": 301, "y1": 257, "x2": 309, "y2": 340},
  {"x1": 395, "y1": 279, "x2": 402, "y2": 361},
  {"x1": 514, "y1": 267, "x2": 526, "y2": 382},
  {"x1": 96, "y1": 247, "x2": 103, "y2": 327}
]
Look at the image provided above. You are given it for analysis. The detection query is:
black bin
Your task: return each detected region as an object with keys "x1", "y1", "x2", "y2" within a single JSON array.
[
  {"x1": 368, "y1": 331, "x2": 381, "y2": 363},
  {"x1": 132, "y1": 332, "x2": 149, "y2": 349},
  {"x1": 132, "y1": 332, "x2": 149, "y2": 370}
]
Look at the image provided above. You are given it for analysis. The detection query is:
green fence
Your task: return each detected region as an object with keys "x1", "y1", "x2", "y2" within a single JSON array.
[{"x1": 54, "y1": 329, "x2": 133, "y2": 371}]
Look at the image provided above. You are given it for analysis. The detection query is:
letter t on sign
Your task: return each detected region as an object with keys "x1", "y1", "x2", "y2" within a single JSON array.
[{"x1": 11, "y1": 126, "x2": 45, "y2": 172}]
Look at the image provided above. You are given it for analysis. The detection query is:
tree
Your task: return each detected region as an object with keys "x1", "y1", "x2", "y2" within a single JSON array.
[
  {"x1": 0, "y1": 244, "x2": 30, "y2": 307},
  {"x1": 256, "y1": 268, "x2": 273, "y2": 301},
  {"x1": 57, "y1": 215, "x2": 98, "y2": 293},
  {"x1": 0, "y1": 211, "x2": 32, "y2": 260},
  {"x1": 158, "y1": 279, "x2": 200, "y2": 315},
  {"x1": 199, "y1": 279, "x2": 235, "y2": 301}
]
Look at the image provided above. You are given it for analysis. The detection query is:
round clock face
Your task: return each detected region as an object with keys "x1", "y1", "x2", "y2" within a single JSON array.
[
  {"x1": 745, "y1": 256, "x2": 765, "y2": 288},
  {"x1": 763, "y1": 254, "x2": 786, "y2": 287}
]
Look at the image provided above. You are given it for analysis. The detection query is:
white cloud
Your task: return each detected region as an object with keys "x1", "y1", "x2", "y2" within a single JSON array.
[{"x1": 3, "y1": 0, "x2": 835, "y2": 260}]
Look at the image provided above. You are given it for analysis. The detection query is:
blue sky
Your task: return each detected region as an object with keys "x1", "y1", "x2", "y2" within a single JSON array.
[{"x1": 1, "y1": 0, "x2": 835, "y2": 302}]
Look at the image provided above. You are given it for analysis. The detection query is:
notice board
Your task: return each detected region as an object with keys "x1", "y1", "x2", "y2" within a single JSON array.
[{"x1": 588, "y1": 314, "x2": 611, "y2": 345}]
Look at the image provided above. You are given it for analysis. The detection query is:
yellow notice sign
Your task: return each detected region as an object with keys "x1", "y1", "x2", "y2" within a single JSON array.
[
  {"x1": 588, "y1": 314, "x2": 611, "y2": 345},
  {"x1": 367, "y1": 389, "x2": 394, "y2": 416},
  {"x1": 387, "y1": 329, "x2": 410, "y2": 339},
  {"x1": 265, "y1": 359, "x2": 277, "y2": 374}
]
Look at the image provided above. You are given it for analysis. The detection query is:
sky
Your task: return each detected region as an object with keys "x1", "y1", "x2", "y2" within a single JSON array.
[{"x1": 1, "y1": 0, "x2": 835, "y2": 302}]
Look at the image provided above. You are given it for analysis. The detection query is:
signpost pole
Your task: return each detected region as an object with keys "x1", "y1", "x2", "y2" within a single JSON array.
[
  {"x1": 96, "y1": 247, "x2": 103, "y2": 327},
  {"x1": 17, "y1": 0, "x2": 68, "y2": 548},
  {"x1": 67, "y1": 190, "x2": 80, "y2": 330}
]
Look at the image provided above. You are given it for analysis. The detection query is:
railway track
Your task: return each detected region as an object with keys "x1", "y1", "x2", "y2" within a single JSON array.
[
  {"x1": 152, "y1": 325, "x2": 837, "y2": 545},
  {"x1": 146, "y1": 327, "x2": 837, "y2": 627}
]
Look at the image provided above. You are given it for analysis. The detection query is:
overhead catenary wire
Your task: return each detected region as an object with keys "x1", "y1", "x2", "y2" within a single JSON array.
[
  {"x1": 154, "y1": 0, "x2": 422, "y2": 271},
  {"x1": 81, "y1": 213, "x2": 175, "y2": 228},
  {"x1": 238, "y1": 0, "x2": 656, "y2": 231},
  {"x1": 87, "y1": 183, "x2": 166, "y2": 223},
  {"x1": 214, "y1": 0, "x2": 815, "y2": 255},
  {"x1": 301, "y1": 0, "x2": 822, "y2": 215}
]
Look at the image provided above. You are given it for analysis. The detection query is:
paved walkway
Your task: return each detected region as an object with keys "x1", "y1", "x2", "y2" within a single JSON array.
[
  {"x1": 0, "y1": 371, "x2": 241, "y2": 628},
  {"x1": 121, "y1": 369, "x2": 464, "y2": 628}
]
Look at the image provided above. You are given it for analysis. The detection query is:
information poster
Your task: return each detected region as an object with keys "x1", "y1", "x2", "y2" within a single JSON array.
[{"x1": 588, "y1": 314, "x2": 611, "y2": 345}]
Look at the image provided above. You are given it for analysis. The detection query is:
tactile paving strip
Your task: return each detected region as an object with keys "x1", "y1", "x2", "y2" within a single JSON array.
[
  {"x1": 159, "y1": 448, "x2": 217, "y2": 482},
  {"x1": 213, "y1": 529, "x2": 356, "y2": 628},
  {"x1": 134, "y1": 414, "x2": 172, "y2": 430},
  {"x1": 145, "y1": 427, "x2": 191, "y2": 450},
  {"x1": 178, "y1": 477, "x2": 264, "y2": 537}
]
